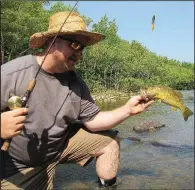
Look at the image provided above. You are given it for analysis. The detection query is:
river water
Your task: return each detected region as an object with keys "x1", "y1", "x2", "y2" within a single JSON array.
[{"x1": 54, "y1": 90, "x2": 194, "y2": 190}]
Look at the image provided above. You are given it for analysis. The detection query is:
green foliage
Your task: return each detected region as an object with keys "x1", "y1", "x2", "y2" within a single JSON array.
[
  {"x1": 78, "y1": 14, "x2": 194, "y2": 91},
  {"x1": 1, "y1": 1, "x2": 194, "y2": 91},
  {"x1": 1, "y1": 1, "x2": 91, "y2": 62},
  {"x1": 92, "y1": 15, "x2": 120, "y2": 44},
  {"x1": 1, "y1": 0, "x2": 49, "y2": 62}
]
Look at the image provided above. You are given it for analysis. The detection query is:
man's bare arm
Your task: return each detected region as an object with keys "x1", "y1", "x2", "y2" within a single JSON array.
[{"x1": 84, "y1": 95, "x2": 154, "y2": 132}]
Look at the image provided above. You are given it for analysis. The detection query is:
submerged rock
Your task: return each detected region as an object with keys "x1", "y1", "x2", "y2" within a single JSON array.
[
  {"x1": 126, "y1": 136, "x2": 141, "y2": 142},
  {"x1": 133, "y1": 120, "x2": 165, "y2": 133}
]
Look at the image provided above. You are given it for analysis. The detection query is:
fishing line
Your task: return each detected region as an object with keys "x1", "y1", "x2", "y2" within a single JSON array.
[{"x1": 1, "y1": 1, "x2": 79, "y2": 151}]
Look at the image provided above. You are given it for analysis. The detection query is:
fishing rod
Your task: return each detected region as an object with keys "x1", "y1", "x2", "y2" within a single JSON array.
[{"x1": 1, "y1": 1, "x2": 79, "y2": 151}]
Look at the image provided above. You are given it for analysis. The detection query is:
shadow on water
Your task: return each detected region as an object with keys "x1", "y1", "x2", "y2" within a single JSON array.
[{"x1": 54, "y1": 90, "x2": 194, "y2": 189}]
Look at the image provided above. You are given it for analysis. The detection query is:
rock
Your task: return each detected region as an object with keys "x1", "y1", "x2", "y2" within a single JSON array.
[
  {"x1": 133, "y1": 120, "x2": 165, "y2": 133},
  {"x1": 126, "y1": 136, "x2": 141, "y2": 142}
]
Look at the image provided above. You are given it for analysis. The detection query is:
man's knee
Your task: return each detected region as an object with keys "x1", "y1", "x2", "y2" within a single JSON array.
[
  {"x1": 115, "y1": 133, "x2": 121, "y2": 145},
  {"x1": 95, "y1": 133, "x2": 120, "y2": 156},
  {"x1": 107, "y1": 133, "x2": 120, "y2": 152}
]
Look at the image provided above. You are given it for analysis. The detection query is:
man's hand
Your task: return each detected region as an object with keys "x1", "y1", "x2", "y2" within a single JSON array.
[
  {"x1": 125, "y1": 95, "x2": 155, "y2": 116},
  {"x1": 1, "y1": 108, "x2": 28, "y2": 139}
]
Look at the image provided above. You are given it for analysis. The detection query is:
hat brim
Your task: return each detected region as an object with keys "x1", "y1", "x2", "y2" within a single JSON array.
[{"x1": 29, "y1": 29, "x2": 105, "y2": 48}]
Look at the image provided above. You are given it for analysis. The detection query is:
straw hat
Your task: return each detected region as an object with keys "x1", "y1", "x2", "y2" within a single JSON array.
[{"x1": 29, "y1": 11, "x2": 105, "y2": 48}]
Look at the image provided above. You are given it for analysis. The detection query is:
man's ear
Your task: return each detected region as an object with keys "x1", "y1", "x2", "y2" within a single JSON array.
[
  {"x1": 53, "y1": 38, "x2": 62, "y2": 50},
  {"x1": 40, "y1": 38, "x2": 54, "y2": 51},
  {"x1": 45, "y1": 38, "x2": 57, "y2": 53}
]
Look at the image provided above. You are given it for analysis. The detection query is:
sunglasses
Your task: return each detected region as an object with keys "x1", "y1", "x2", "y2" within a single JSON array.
[{"x1": 58, "y1": 36, "x2": 86, "y2": 51}]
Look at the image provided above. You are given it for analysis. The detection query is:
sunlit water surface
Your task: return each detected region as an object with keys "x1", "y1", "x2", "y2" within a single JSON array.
[{"x1": 54, "y1": 90, "x2": 194, "y2": 189}]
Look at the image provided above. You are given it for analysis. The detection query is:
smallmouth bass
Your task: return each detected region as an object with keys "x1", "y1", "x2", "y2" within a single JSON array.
[{"x1": 140, "y1": 86, "x2": 193, "y2": 121}]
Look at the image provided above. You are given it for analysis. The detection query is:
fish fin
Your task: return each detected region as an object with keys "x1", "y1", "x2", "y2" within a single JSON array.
[
  {"x1": 171, "y1": 106, "x2": 177, "y2": 111},
  {"x1": 182, "y1": 107, "x2": 193, "y2": 121},
  {"x1": 174, "y1": 90, "x2": 183, "y2": 99}
]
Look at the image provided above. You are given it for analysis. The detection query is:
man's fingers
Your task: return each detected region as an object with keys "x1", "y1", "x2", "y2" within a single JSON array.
[
  {"x1": 16, "y1": 123, "x2": 25, "y2": 131},
  {"x1": 12, "y1": 108, "x2": 28, "y2": 117},
  {"x1": 14, "y1": 124, "x2": 25, "y2": 136},
  {"x1": 15, "y1": 116, "x2": 26, "y2": 124},
  {"x1": 145, "y1": 100, "x2": 155, "y2": 107},
  {"x1": 141, "y1": 94, "x2": 155, "y2": 101},
  {"x1": 14, "y1": 130, "x2": 22, "y2": 136}
]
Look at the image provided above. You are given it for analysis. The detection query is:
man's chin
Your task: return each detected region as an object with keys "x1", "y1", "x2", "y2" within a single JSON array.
[
  {"x1": 62, "y1": 62, "x2": 76, "y2": 71},
  {"x1": 69, "y1": 60, "x2": 77, "y2": 66},
  {"x1": 67, "y1": 65, "x2": 76, "y2": 71}
]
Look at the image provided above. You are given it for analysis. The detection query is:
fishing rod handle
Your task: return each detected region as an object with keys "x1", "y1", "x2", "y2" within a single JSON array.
[
  {"x1": 21, "y1": 79, "x2": 36, "y2": 107},
  {"x1": 1, "y1": 140, "x2": 11, "y2": 151},
  {"x1": 1, "y1": 79, "x2": 36, "y2": 151},
  {"x1": 1, "y1": 95, "x2": 23, "y2": 151}
]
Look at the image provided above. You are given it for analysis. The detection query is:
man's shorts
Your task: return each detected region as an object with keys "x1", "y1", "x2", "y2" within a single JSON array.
[{"x1": 1, "y1": 124, "x2": 119, "y2": 189}]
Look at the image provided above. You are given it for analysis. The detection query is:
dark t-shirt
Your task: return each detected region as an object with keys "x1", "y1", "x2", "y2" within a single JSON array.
[{"x1": 1, "y1": 55, "x2": 100, "y2": 178}]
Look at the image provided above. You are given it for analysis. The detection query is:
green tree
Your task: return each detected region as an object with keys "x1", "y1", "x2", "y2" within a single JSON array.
[
  {"x1": 1, "y1": 1, "x2": 194, "y2": 91},
  {"x1": 1, "y1": 0, "x2": 49, "y2": 63},
  {"x1": 1, "y1": 1, "x2": 92, "y2": 63}
]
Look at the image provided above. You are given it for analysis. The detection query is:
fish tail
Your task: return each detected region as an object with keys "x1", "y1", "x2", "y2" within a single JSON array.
[{"x1": 182, "y1": 107, "x2": 193, "y2": 121}]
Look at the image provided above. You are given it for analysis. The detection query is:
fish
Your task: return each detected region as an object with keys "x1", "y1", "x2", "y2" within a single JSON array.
[{"x1": 140, "y1": 86, "x2": 193, "y2": 121}]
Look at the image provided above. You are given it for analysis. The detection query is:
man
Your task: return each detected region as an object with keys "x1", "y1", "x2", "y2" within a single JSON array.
[{"x1": 1, "y1": 11, "x2": 154, "y2": 189}]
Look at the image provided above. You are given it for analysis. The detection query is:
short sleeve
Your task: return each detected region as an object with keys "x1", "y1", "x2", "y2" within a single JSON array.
[
  {"x1": 1, "y1": 69, "x2": 12, "y2": 112},
  {"x1": 78, "y1": 81, "x2": 100, "y2": 122}
]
